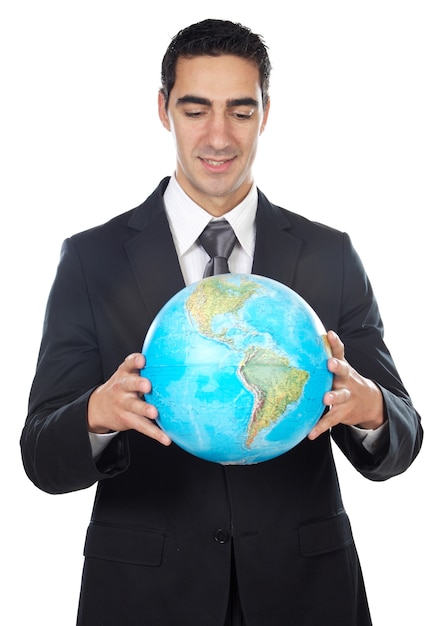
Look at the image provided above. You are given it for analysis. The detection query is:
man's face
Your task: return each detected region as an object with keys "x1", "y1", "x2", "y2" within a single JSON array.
[{"x1": 158, "y1": 55, "x2": 270, "y2": 216}]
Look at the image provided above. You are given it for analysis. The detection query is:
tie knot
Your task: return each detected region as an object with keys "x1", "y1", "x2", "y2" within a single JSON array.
[{"x1": 198, "y1": 220, "x2": 237, "y2": 277}]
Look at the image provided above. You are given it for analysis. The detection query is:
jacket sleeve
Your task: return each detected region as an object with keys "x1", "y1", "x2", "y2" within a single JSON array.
[
  {"x1": 330, "y1": 233, "x2": 423, "y2": 481},
  {"x1": 20, "y1": 238, "x2": 130, "y2": 494}
]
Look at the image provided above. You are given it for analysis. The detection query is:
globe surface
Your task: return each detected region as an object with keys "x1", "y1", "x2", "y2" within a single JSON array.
[{"x1": 141, "y1": 274, "x2": 333, "y2": 464}]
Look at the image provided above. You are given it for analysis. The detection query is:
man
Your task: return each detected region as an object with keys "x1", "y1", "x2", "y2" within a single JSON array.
[{"x1": 21, "y1": 19, "x2": 423, "y2": 626}]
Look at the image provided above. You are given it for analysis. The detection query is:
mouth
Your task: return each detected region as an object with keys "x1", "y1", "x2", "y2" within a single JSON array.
[{"x1": 200, "y1": 157, "x2": 235, "y2": 171}]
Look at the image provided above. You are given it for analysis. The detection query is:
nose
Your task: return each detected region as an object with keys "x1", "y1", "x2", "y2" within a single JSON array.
[{"x1": 205, "y1": 113, "x2": 230, "y2": 151}]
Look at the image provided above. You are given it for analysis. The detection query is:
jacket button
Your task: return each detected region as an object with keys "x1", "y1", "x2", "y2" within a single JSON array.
[{"x1": 214, "y1": 529, "x2": 230, "y2": 544}]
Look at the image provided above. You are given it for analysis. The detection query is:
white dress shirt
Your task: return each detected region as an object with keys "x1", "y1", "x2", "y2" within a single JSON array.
[
  {"x1": 163, "y1": 174, "x2": 256, "y2": 285},
  {"x1": 90, "y1": 175, "x2": 388, "y2": 457}
]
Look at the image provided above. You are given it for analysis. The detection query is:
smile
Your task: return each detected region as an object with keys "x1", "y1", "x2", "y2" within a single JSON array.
[{"x1": 202, "y1": 158, "x2": 233, "y2": 166}]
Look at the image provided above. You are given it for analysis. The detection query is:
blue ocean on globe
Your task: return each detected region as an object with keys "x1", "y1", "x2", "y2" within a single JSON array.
[{"x1": 141, "y1": 274, "x2": 333, "y2": 464}]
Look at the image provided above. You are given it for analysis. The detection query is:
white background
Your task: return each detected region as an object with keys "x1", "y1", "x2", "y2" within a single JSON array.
[{"x1": 2, "y1": 1, "x2": 443, "y2": 624}]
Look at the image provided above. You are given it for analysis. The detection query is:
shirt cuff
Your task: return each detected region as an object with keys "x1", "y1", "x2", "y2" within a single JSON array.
[
  {"x1": 89, "y1": 430, "x2": 119, "y2": 459},
  {"x1": 348, "y1": 421, "x2": 389, "y2": 454}
]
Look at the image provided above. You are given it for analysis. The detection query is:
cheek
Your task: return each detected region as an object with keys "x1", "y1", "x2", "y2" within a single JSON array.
[
  {"x1": 238, "y1": 123, "x2": 262, "y2": 147},
  {"x1": 176, "y1": 129, "x2": 204, "y2": 162},
  {"x1": 243, "y1": 132, "x2": 260, "y2": 160}
]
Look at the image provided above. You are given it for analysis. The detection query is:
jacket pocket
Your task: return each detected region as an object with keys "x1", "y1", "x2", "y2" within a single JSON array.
[
  {"x1": 83, "y1": 521, "x2": 165, "y2": 567},
  {"x1": 299, "y1": 510, "x2": 353, "y2": 557}
]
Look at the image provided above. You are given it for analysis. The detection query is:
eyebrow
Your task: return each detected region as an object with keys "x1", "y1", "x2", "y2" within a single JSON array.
[{"x1": 175, "y1": 95, "x2": 259, "y2": 108}]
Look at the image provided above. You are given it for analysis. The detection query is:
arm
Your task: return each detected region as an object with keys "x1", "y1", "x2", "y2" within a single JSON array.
[
  {"x1": 20, "y1": 238, "x2": 170, "y2": 495},
  {"x1": 308, "y1": 234, "x2": 422, "y2": 480}
]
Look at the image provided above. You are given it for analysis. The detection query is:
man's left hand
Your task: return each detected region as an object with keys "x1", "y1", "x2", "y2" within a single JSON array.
[{"x1": 308, "y1": 330, "x2": 386, "y2": 440}]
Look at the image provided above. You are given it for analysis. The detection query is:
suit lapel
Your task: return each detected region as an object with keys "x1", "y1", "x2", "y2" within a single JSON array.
[
  {"x1": 125, "y1": 179, "x2": 186, "y2": 322},
  {"x1": 252, "y1": 189, "x2": 303, "y2": 289}
]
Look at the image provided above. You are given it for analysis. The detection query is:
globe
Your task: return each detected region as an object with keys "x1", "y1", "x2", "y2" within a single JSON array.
[{"x1": 141, "y1": 274, "x2": 333, "y2": 465}]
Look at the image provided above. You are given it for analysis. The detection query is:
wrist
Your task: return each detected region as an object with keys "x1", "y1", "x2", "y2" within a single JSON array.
[
  {"x1": 357, "y1": 382, "x2": 386, "y2": 430},
  {"x1": 87, "y1": 387, "x2": 113, "y2": 434}
]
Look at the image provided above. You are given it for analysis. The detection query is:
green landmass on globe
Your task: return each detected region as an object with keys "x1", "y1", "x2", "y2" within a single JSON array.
[
  {"x1": 186, "y1": 276, "x2": 261, "y2": 344},
  {"x1": 239, "y1": 346, "x2": 310, "y2": 448},
  {"x1": 141, "y1": 273, "x2": 333, "y2": 465},
  {"x1": 185, "y1": 278, "x2": 311, "y2": 448}
]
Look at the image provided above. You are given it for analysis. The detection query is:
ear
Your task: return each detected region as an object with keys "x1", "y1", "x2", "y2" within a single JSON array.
[
  {"x1": 260, "y1": 98, "x2": 271, "y2": 135},
  {"x1": 158, "y1": 91, "x2": 171, "y2": 131}
]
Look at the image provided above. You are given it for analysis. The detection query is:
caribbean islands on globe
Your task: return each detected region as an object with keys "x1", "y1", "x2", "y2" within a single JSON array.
[{"x1": 141, "y1": 274, "x2": 333, "y2": 465}]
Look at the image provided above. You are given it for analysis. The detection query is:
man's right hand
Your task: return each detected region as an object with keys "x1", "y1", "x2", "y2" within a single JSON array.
[{"x1": 87, "y1": 352, "x2": 172, "y2": 446}]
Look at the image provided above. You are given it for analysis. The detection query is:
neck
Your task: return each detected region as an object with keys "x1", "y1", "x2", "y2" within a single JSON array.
[{"x1": 175, "y1": 174, "x2": 254, "y2": 217}]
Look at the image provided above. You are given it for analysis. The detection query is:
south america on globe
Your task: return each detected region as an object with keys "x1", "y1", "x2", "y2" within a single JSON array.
[{"x1": 141, "y1": 274, "x2": 333, "y2": 464}]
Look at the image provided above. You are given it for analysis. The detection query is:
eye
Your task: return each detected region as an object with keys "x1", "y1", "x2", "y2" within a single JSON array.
[
  {"x1": 184, "y1": 110, "x2": 205, "y2": 118},
  {"x1": 232, "y1": 109, "x2": 255, "y2": 121}
]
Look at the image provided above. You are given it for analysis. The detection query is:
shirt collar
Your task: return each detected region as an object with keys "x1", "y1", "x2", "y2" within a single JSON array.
[{"x1": 163, "y1": 174, "x2": 257, "y2": 258}]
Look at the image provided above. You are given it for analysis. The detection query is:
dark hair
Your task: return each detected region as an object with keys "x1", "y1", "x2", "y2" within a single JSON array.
[{"x1": 160, "y1": 19, "x2": 271, "y2": 109}]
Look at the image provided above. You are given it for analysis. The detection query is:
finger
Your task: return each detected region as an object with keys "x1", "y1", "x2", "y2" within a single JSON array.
[
  {"x1": 127, "y1": 412, "x2": 172, "y2": 446},
  {"x1": 324, "y1": 388, "x2": 351, "y2": 407},
  {"x1": 123, "y1": 372, "x2": 152, "y2": 396},
  {"x1": 116, "y1": 396, "x2": 172, "y2": 446},
  {"x1": 308, "y1": 395, "x2": 348, "y2": 439},
  {"x1": 116, "y1": 360, "x2": 152, "y2": 395},
  {"x1": 128, "y1": 395, "x2": 158, "y2": 421},
  {"x1": 132, "y1": 398, "x2": 171, "y2": 445},
  {"x1": 328, "y1": 357, "x2": 342, "y2": 376},
  {"x1": 326, "y1": 330, "x2": 345, "y2": 360},
  {"x1": 309, "y1": 388, "x2": 351, "y2": 440},
  {"x1": 122, "y1": 352, "x2": 146, "y2": 373},
  {"x1": 307, "y1": 414, "x2": 333, "y2": 440},
  {"x1": 328, "y1": 354, "x2": 353, "y2": 384}
]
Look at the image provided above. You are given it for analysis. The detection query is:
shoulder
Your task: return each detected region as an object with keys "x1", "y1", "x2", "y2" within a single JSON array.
[
  {"x1": 257, "y1": 187, "x2": 350, "y2": 250},
  {"x1": 68, "y1": 178, "x2": 171, "y2": 250}
]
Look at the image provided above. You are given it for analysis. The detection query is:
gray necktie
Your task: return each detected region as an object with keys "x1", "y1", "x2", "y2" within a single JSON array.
[{"x1": 198, "y1": 219, "x2": 237, "y2": 277}]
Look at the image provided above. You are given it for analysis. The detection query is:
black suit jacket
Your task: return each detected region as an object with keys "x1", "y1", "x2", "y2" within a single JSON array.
[{"x1": 21, "y1": 178, "x2": 423, "y2": 625}]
